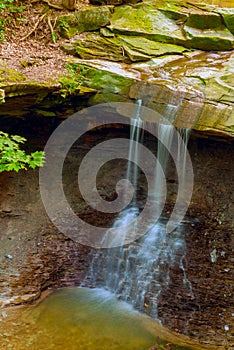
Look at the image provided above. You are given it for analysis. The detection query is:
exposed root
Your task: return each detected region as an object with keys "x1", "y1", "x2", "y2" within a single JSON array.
[
  {"x1": 31, "y1": 0, "x2": 64, "y2": 10},
  {"x1": 20, "y1": 13, "x2": 47, "y2": 41},
  {"x1": 42, "y1": 0, "x2": 63, "y2": 10},
  {"x1": 47, "y1": 15, "x2": 56, "y2": 43}
]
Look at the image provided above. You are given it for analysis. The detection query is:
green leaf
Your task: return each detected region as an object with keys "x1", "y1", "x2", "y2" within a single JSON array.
[{"x1": 0, "y1": 132, "x2": 45, "y2": 173}]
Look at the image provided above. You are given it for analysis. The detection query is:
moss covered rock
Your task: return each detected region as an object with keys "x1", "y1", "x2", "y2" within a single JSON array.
[
  {"x1": 63, "y1": 33, "x2": 126, "y2": 61},
  {"x1": 63, "y1": 32, "x2": 188, "y2": 62},
  {"x1": 67, "y1": 48, "x2": 234, "y2": 137},
  {"x1": 186, "y1": 11, "x2": 222, "y2": 30},
  {"x1": 58, "y1": 6, "x2": 112, "y2": 39},
  {"x1": 184, "y1": 25, "x2": 234, "y2": 50},
  {"x1": 216, "y1": 8, "x2": 234, "y2": 36},
  {"x1": 117, "y1": 35, "x2": 188, "y2": 61},
  {"x1": 0, "y1": 63, "x2": 26, "y2": 83},
  {"x1": 67, "y1": 62, "x2": 135, "y2": 96},
  {"x1": 108, "y1": 4, "x2": 185, "y2": 44}
]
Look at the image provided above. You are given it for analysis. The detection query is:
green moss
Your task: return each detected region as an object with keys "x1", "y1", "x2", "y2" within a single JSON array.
[
  {"x1": 184, "y1": 25, "x2": 234, "y2": 51},
  {"x1": 217, "y1": 9, "x2": 234, "y2": 36},
  {"x1": 0, "y1": 64, "x2": 26, "y2": 83},
  {"x1": 67, "y1": 63, "x2": 134, "y2": 96},
  {"x1": 89, "y1": 92, "x2": 127, "y2": 105},
  {"x1": 33, "y1": 109, "x2": 57, "y2": 117},
  {"x1": 186, "y1": 12, "x2": 222, "y2": 30},
  {"x1": 108, "y1": 4, "x2": 185, "y2": 44}
]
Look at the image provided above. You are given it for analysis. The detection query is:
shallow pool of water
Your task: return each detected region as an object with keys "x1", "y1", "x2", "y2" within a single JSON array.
[{"x1": 0, "y1": 287, "x2": 217, "y2": 350}]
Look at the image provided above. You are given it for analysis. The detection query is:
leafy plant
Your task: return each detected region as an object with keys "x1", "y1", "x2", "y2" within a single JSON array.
[
  {"x1": 0, "y1": 0, "x2": 25, "y2": 41},
  {"x1": 59, "y1": 64, "x2": 88, "y2": 98},
  {"x1": 0, "y1": 131, "x2": 44, "y2": 172}
]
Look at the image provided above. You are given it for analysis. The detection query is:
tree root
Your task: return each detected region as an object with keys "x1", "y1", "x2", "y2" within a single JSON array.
[
  {"x1": 20, "y1": 13, "x2": 47, "y2": 41},
  {"x1": 47, "y1": 15, "x2": 57, "y2": 43},
  {"x1": 30, "y1": 0, "x2": 64, "y2": 10},
  {"x1": 42, "y1": 0, "x2": 63, "y2": 10}
]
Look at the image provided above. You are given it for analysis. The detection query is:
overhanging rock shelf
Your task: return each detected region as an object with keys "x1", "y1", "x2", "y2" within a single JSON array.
[{"x1": 0, "y1": 0, "x2": 233, "y2": 139}]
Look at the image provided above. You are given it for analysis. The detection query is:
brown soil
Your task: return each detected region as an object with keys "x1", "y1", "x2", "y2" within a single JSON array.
[{"x1": 0, "y1": 0, "x2": 88, "y2": 82}]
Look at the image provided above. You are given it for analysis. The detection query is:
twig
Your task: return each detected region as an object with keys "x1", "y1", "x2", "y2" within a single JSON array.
[
  {"x1": 42, "y1": 0, "x2": 63, "y2": 10},
  {"x1": 31, "y1": 0, "x2": 63, "y2": 9},
  {"x1": 47, "y1": 15, "x2": 56, "y2": 43},
  {"x1": 20, "y1": 13, "x2": 47, "y2": 41}
]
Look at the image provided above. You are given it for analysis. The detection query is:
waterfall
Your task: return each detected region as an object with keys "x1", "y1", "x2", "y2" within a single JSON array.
[{"x1": 83, "y1": 103, "x2": 193, "y2": 318}]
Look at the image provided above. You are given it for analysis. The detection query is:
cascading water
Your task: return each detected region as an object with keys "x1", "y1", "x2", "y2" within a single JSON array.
[{"x1": 83, "y1": 102, "x2": 193, "y2": 318}]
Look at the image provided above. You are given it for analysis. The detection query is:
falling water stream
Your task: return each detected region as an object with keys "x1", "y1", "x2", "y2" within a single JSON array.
[{"x1": 84, "y1": 103, "x2": 193, "y2": 319}]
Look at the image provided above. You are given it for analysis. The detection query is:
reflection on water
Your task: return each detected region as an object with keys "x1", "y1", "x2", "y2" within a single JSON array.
[{"x1": 0, "y1": 288, "x2": 216, "y2": 350}]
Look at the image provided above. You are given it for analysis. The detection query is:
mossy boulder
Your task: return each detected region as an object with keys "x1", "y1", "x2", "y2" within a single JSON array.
[
  {"x1": 107, "y1": 2, "x2": 234, "y2": 51},
  {"x1": 67, "y1": 62, "x2": 135, "y2": 96},
  {"x1": 216, "y1": 8, "x2": 234, "y2": 36},
  {"x1": 58, "y1": 6, "x2": 112, "y2": 39},
  {"x1": 184, "y1": 25, "x2": 234, "y2": 50},
  {"x1": 108, "y1": 4, "x2": 185, "y2": 44},
  {"x1": 186, "y1": 12, "x2": 222, "y2": 30}
]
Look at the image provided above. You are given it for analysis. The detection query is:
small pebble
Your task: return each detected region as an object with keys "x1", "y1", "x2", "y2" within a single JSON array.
[
  {"x1": 224, "y1": 325, "x2": 229, "y2": 331},
  {"x1": 2, "y1": 311, "x2": 7, "y2": 318},
  {"x1": 5, "y1": 254, "x2": 13, "y2": 260}
]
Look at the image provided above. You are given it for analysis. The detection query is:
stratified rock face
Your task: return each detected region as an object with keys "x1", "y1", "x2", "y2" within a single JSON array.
[
  {"x1": 1, "y1": 1, "x2": 233, "y2": 139},
  {"x1": 64, "y1": 49, "x2": 234, "y2": 138},
  {"x1": 63, "y1": 32, "x2": 188, "y2": 62},
  {"x1": 55, "y1": 0, "x2": 234, "y2": 139},
  {"x1": 58, "y1": 1, "x2": 234, "y2": 50}
]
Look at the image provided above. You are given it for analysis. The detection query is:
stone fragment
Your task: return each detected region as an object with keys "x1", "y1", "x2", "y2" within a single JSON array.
[
  {"x1": 5, "y1": 254, "x2": 13, "y2": 260},
  {"x1": 184, "y1": 25, "x2": 234, "y2": 51},
  {"x1": 216, "y1": 8, "x2": 234, "y2": 36},
  {"x1": 186, "y1": 11, "x2": 222, "y2": 30}
]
